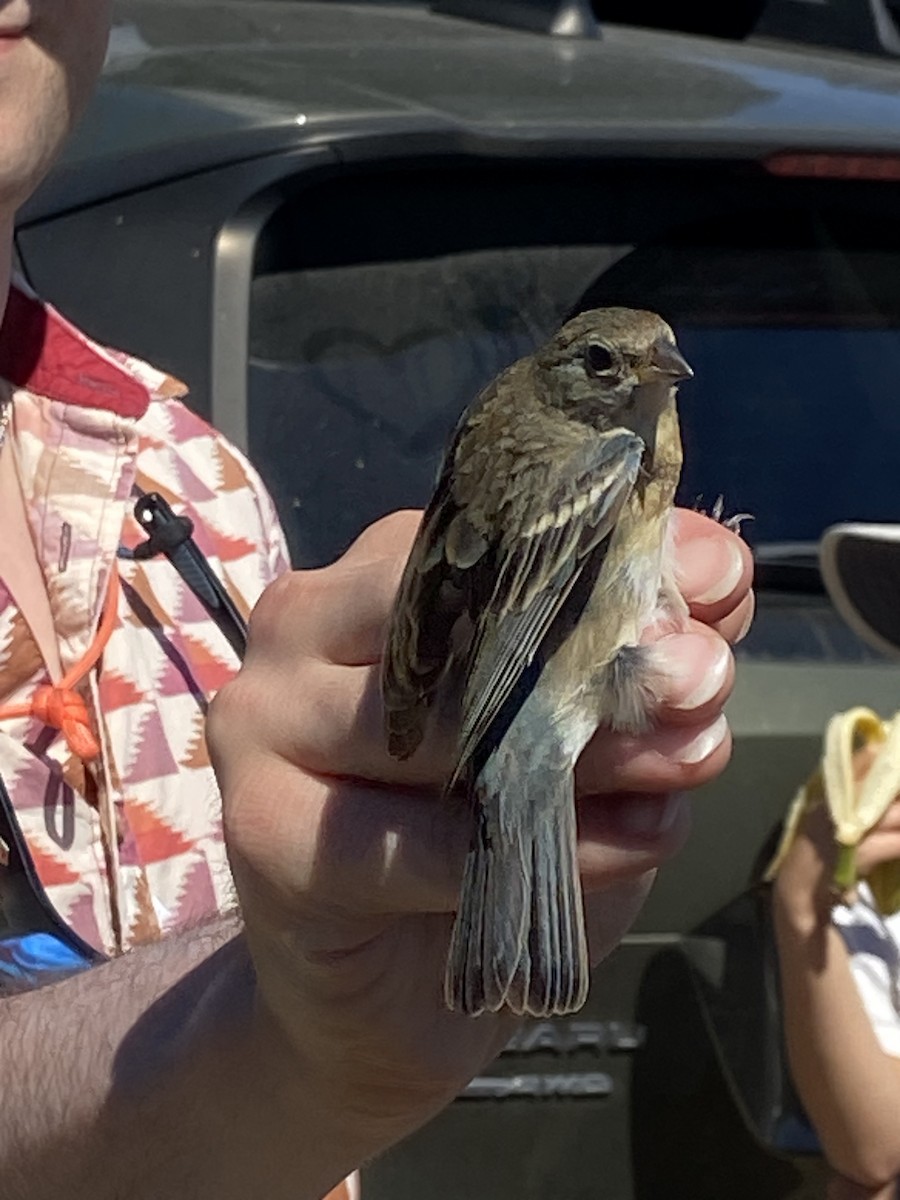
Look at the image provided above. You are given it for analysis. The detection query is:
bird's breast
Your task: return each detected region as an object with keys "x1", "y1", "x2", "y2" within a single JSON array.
[{"x1": 541, "y1": 494, "x2": 670, "y2": 703}]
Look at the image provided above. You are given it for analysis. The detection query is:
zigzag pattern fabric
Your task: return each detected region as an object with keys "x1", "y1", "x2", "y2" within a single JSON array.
[{"x1": 0, "y1": 282, "x2": 289, "y2": 956}]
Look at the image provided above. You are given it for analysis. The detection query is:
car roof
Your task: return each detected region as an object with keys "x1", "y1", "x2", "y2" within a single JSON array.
[
  {"x1": 25, "y1": 0, "x2": 900, "y2": 222},
  {"x1": 102, "y1": 0, "x2": 900, "y2": 141}
]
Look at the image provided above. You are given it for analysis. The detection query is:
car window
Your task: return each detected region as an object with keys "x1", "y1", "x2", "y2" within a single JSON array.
[
  {"x1": 248, "y1": 171, "x2": 900, "y2": 569},
  {"x1": 578, "y1": 214, "x2": 900, "y2": 548},
  {"x1": 249, "y1": 243, "x2": 629, "y2": 567}
]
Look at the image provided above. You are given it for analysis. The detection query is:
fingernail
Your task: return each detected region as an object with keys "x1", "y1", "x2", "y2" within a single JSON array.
[
  {"x1": 677, "y1": 536, "x2": 746, "y2": 606},
  {"x1": 617, "y1": 793, "x2": 687, "y2": 837},
  {"x1": 675, "y1": 714, "x2": 729, "y2": 764},
  {"x1": 734, "y1": 595, "x2": 756, "y2": 645},
  {"x1": 651, "y1": 633, "x2": 731, "y2": 710}
]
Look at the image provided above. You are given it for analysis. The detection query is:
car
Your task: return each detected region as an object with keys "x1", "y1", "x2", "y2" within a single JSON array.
[{"x1": 19, "y1": 2, "x2": 900, "y2": 1195}]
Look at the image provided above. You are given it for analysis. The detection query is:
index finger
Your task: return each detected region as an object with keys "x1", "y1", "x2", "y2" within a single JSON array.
[
  {"x1": 246, "y1": 511, "x2": 421, "y2": 668},
  {"x1": 873, "y1": 797, "x2": 900, "y2": 832},
  {"x1": 671, "y1": 508, "x2": 754, "y2": 626},
  {"x1": 253, "y1": 506, "x2": 756, "y2": 673}
]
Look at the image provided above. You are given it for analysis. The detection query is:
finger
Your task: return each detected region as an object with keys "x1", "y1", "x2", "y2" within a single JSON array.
[
  {"x1": 642, "y1": 625, "x2": 734, "y2": 728},
  {"x1": 252, "y1": 616, "x2": 736, "y2": 792},
  {"x1": 256, "y1": 632, "x2": 733, "y2": 794},
  {"x1": 338, "y1": 509, "x2": 423, "y2": 567},
  {"x1": 877, "y1": 800, "x2": 900, "y2": 830},
  {"x1": 243, "y1": 654, "x2": 454, "y2": 786},
  {"x1": 788, "y1": 801, "x2": 839, "y2": 881},
  {"x1": 243, "y1": 509, "x2": 742, "y2": 791},
  {"x1": 247, "y1": 536, "x2": 411, "y2": 670},
  {"x1": 576, "y1": 715, "x2": 732, "y2": 795},
  {"x1": 578, "y1": 793, "x2": 693, "y2": 885},
  {"x1": 712, "y1": 590, "x2": 755, "y2": 646},
  {"x1": 852, "y1": 743, "x2": 881, "y2": 781},
  {"x1": 671, "y1": 508, "x2": 754, "y2": 627},
  {"x1": 251, "y1": 507, "x2": 753, "y2": 674},
  {"x1": 217, "y1": 746, "x2": 690, "y2": 924},
  {"x1": 857, "y1": 832, "x2": 900, "y2": 875},
  {"x1": 584, "y1": 874, "x2": 657, "y2": 967}
]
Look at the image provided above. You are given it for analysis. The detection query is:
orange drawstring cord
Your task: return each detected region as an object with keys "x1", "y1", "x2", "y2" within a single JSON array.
[{"x1": 0, "y1": 567, "x2": 120, "y2": 760}]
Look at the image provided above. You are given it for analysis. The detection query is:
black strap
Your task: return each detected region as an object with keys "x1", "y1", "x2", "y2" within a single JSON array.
[{"x1": 129, "y1": 492, "x2": 248, "y2": 661}]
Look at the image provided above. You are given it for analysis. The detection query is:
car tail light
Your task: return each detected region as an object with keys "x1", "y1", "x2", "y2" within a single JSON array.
[{"x1": 765, "y1": 152, "x2": 900, "y2": 181}]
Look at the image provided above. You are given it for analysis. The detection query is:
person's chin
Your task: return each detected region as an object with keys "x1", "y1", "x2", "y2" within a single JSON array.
[
  {"x1": 0, "y1": 71, "x2": 71, "y2": 215},
  {"x1": 0, "y1": 138, "x2": 62, "y2": 222}
]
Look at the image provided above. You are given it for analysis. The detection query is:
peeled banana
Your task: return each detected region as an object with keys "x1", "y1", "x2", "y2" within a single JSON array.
[{"x1": 764, "y1": 706, "x2": 900, "y2": 915}]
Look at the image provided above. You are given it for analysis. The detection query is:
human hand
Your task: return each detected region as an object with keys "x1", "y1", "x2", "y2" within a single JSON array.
[
  {"x1": 774, "y1": 744, "x2": 900, "y2": 918},
  {"x1": 207, "y1": 506, "x2": 751, "y2": 1146},
  {"x1": 856, "y1": 798, "x2": 900, "y2": 877}
]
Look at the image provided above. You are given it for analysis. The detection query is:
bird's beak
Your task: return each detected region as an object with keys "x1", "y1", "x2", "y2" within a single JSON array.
[{"x1": 643, "y1": 340, "x2": 693, "y2": 382}]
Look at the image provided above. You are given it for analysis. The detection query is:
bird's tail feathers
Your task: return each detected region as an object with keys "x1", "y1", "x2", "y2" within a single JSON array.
[{"x1": 445, "y1": 781, "x2": 588, "y2": 1017}]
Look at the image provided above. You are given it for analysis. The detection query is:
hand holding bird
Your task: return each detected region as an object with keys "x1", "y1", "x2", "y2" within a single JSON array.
[{"x1": 212, "y1": 501, "x2": 747, "y2": 1142}]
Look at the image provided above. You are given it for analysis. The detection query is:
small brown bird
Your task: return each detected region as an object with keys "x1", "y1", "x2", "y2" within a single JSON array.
[{"x1": 382, "y1": 308, "x2": 692, "y2": 1017}]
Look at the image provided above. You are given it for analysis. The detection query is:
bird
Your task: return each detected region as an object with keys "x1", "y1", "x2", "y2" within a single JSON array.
[{"x1": 381, "y1": 307, "x2": 693, "y2": 1017}]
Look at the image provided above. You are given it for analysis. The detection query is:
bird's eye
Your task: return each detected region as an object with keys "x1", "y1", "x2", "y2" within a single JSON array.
[{"x1": 585, "y1": 344, "x2": 615, "y2": 376}]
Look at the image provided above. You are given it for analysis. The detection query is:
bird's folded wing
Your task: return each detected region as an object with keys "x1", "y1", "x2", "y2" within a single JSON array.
[
  {"x1": 381, "y1": 481, "x2": 466, "y2": 759},
  {"x1": 452, "y1": 427, "x2": 643, "y2": 782}
]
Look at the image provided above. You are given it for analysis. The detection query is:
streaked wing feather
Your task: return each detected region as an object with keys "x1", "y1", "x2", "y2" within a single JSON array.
[
  {"x1": 382, "y1": 392, "x2": 496, "y2": 759},
  {"x1": 382, "y1": 472, "x2": 467, "y2": 759},
  {"x1": 452, "y1": 428, "x2": 643, "y2": 781}
]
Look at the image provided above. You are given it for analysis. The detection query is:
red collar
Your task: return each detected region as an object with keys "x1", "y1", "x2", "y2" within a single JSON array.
[{"x1": 0, "y1": 285, "x2": 151, "y2": 419}]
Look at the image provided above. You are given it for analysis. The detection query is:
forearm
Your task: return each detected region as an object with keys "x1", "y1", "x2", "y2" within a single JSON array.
[
  {"x1": 0, "y1": 917, "x2": 366, "y2": 1199},
  {"x1": 827, "y1": 1172, "x2": 899, "y2": 1200},
  {"x1": 773, "y1": 885, "x2": 900, "y2": 1187}
]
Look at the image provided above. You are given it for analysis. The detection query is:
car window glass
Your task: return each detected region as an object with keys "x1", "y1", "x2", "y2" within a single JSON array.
[
  {"x1": 249, "y1": 244, "x2": 628, "y2": 567},
  {"x1": 248, "y1": 184, "x2": 900, "y2": 569}
]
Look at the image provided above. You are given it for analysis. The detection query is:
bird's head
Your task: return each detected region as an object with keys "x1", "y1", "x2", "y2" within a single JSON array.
[{"x1": 534, "y1": 307, "x2": 692, "y2": 429}]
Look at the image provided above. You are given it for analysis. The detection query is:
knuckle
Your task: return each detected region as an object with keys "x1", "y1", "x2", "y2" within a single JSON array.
[
  {"x1": 249, "y1": 572, "x2": 300, "y2": 636},
  {"x1": 207, "y1": 668, "x2": 271, "y2": 756},
  {"x1": 344, "y1": 509, "x2": 422, "y2": 562},
  {"x1": 247, "y1": 569, "x2": 328, "y2": 654},
  {"x1": 206, "y1": 676, "x2": 241, "y2": 763}
]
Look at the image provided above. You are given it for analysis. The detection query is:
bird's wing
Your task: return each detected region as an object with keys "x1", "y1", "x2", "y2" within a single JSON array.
[
  {"x1": 452, "y1": 426, "x2": 644, "y2": 783},
  {"x1": 381, "y1": 406, "x2": 488, "y2": 761}
]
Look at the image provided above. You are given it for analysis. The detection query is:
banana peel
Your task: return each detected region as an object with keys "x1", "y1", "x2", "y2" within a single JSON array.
[{"x1": 764, "y1": 706, "x2": 900, "y2": 915}]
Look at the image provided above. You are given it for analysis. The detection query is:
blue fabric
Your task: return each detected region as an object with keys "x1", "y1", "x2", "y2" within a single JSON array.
[
  {"x1": 0, "y1": 932, "x2": 93, "y2": 988},
  {"x1": 773, "y1": 1112, "x2": 822, "y2": 1156}
]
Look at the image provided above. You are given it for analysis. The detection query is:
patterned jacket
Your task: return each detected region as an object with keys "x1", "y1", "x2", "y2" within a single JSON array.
[{"x1": 0, "y1": 280, "x2": 289, "y2": 958}]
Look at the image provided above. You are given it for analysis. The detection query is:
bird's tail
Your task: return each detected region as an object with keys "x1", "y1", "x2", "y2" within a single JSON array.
[{"x1": 445, "y1": 773, "x2": 589, "y2": 1017}]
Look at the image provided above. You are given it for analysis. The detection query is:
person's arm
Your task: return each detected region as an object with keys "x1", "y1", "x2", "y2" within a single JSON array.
[
  {"x1": 1, "y1": 508, "x2": 752, "y2": 1199},
  {"x1": 0, "y1": 918, "x2": 372, "y2": 1200},
  {"x1": 773, "y1": 799, "x2": 900, "y2": 1189},
  {"x1": 827, "y1": 1173, "x2": 899, "y2": 1200}
]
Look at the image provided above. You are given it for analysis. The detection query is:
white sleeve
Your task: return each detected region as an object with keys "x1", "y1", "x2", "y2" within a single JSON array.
[{"x1": 833, "y1": 888, "x2": 900, "y2": 1059}]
